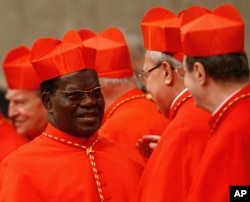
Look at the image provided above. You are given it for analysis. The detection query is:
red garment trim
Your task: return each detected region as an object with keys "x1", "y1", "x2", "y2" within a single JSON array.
[{"x1": 210, "y1": 93, "x2": 250, "y2": 134}]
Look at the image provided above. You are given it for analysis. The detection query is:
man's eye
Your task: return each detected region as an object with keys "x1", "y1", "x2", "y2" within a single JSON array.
[
  {"x1": 91, "y1": 89, "x2": 101, "y2": 97},
  {"x1": 68, "y1": 92, "x2": 82, "y2": 100}
]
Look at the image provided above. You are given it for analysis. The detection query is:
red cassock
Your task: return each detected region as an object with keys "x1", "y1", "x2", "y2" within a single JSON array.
[
  {"x1": 99, "y1": 88, "x2": 170, "y2": 165},
  {"x1": 186, "y1": 85, "x2": 250, "y2": 202},
  {"x1": 137, "y1": 89, "x2": 211, "y2": 202},
  {"x1": 0, "y1": 123, "x2": 144, "y2": 202},
  {"x1": 0, "y1": 112, "x2": 28, "y2": 162}
]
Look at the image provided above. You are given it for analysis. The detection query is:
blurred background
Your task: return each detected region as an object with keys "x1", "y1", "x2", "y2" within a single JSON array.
[{"x1": 0, "y1": 0, "x2": 249, "y2": 116}]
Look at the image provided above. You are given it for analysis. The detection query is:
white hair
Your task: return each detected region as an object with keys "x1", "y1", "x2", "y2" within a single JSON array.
[
  {"x1": 98, "y1": 76, "x2": 134, "y2": 86},
  {"x1": 149, "y1": 50, "x2": 182, "y2": 68}
]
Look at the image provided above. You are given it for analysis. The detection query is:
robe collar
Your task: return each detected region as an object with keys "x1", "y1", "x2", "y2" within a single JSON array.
[
  {"x1": 209, "y1": 84, "x2": 250, "y2": 133},
  {"x1": 168, "y1": 88, "x2": 192, "y2": 120},
  {"x1": 43, "y1": 123, "x2": 99, "y2": 149}
]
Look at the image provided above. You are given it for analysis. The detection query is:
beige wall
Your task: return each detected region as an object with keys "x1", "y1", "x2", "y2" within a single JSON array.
[{"x1": 0, "y1": 0, "x2": 249, "y2": 88}]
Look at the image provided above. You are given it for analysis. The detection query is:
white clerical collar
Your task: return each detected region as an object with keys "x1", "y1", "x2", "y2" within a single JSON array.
[{"x1": 170, "y1": 88, "x2": 188, "y2": 110}]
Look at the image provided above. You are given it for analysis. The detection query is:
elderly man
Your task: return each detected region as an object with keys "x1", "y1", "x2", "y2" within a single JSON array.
[
  {"x1": 3, "y1": 46, "x2": 48, "y2": 140},
  {"x1": 0, "y1": 31, "x2": 143, "y2": 201},
  {"x1": 180, "y1": 4, "x2": 250, "y2": 202},
  {"x1": 137, "y1": 7, "x2": 211, "y2": 202}
]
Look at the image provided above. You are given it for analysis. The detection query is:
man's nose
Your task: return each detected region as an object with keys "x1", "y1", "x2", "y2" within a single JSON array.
[{"x1": 79, "y1": 93, "x2": 96, "y2": 106}]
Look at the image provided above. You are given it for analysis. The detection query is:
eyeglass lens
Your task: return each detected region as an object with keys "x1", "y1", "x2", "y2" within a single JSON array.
[{"x1": 58, "y1": 86, "x2": 102, "y2": 104}]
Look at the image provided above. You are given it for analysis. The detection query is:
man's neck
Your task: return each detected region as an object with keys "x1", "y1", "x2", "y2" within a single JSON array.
[{"x1": 204, "y1": 81, "x2": 249, "y2": 114}]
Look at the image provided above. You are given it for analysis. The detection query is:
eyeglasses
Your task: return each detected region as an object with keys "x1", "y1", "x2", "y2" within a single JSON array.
[
  {"x1": 56, "y1": 86, "x2": 103, "y2": 105},
  {"x1": 138, "y1": 63, "x2": 162, "y2": 82}
]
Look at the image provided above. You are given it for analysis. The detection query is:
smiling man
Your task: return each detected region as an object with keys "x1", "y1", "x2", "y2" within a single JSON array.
[
  {"x1": 0, "y1": 31, "x2": 144, "y2": 202},
  {"x1": 3, "y1": 46, "x2": 48, "y2": 140}
]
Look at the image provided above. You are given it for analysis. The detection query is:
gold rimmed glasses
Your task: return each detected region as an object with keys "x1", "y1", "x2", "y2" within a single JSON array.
[
  {"x1": 138, "y1": 63, "x2": 162, "y2": 82},
  {"x1": 55, "y1": 86, "x2": 103, "y2": 105}
]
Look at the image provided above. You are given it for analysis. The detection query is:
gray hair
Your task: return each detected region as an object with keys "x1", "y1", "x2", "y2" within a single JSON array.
[
  {"x1": 99, "y1": 76, "x2": 134, "y2": 86},
  {"x1": 149, "y1": 50, "x2": 182, "y2": 68}
]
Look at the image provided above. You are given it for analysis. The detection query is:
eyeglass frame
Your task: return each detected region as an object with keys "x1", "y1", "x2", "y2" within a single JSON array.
[
  {"x1": 54, "y1": 86, "x2": 103, "y2": 105},
  {"x1": 139, "y1": 61, "x2": 181, "y2": 81},
  {"x1": 138, "y1": 63, "x2": 162, "y2": 82}
]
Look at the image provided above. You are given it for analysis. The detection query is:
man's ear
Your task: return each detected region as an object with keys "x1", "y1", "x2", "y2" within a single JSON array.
[
  {"x1": 42, "y1": 92, "x2": 53, "y2": 114},
  {"x1": 193, "y1": 62, "x2": 207, "y2": 85},
  {"x1": 162, "y1": 61, "x2": 174, "y2": 85}
]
